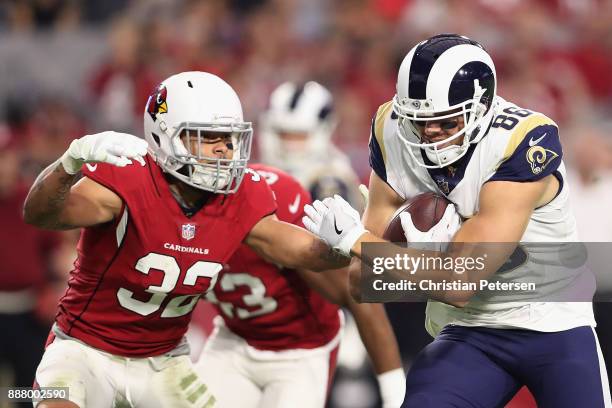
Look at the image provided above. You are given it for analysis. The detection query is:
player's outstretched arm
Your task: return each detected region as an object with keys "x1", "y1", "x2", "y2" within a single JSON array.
[
  {"x1": 244, "y1": 214, "x2": 351, "y2": 271},
  {"x1": 338, "y1": 171, "x2": 405, "y2": 301},
  {"x1": 23, "y1": 131, "x2": 146, "y2": 230}
]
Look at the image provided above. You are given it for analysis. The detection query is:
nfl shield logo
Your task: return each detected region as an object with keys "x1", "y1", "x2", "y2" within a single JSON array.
[{"x1": 181, "y1": 223, "x2": 196, "y2": 241}]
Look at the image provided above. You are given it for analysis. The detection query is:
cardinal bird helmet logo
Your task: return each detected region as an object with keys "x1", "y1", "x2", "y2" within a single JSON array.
[{"x1": 146, "y1": 84, "x2": 168, "y2": 121}]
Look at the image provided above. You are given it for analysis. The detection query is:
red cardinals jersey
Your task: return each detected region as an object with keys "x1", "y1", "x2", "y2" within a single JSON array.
[
  {"x1": 55, "y1": 155, "x2": 276, "y2": 357},
  {"x1": 206, "y1": 164, "x2": 341, "y2": 351}
]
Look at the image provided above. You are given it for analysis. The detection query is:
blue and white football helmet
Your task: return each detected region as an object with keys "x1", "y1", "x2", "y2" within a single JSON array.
[
  {"x1": 393, "y1": 34, "x2": 497, "y2": 168},
  {"x1": 259, "y1": 81, "x2": 336, "y2": 172}
]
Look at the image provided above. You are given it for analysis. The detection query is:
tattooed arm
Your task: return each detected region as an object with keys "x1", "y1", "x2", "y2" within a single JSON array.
[
  {"x1": 23, "y1": 160, "x2": 122, "y2": 230},
  {"x1": 244, "y1": 214, "x2": 351, "y2": 271}
]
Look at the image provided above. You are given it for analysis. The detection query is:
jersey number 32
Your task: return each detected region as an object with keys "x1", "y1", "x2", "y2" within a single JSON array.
[{"x1": 117, "y1": 252, "x2": 222, "y2": 318}]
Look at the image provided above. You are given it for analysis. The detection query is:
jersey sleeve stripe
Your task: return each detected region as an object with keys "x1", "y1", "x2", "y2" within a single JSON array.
[
  {"x1": 374, "y1": 100, "x2": 393, "y2": 164},
  {"x1": 369, "y1": 101, "x2": 393, "y2": 183},
  {"x1": 115, "y1": 209, "x2": 129, "y2": 248},
  {"x1": 491, "y1": 123, "x2": 562, "y2": 182},
  {"x1": 501, "y1": 114, "x2": 557, "y2": 161},
  {"x1": 369, "y1": 121, "x2": 387, "y2": 182}
]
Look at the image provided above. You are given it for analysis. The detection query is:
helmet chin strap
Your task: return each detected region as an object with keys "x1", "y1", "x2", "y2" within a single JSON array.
[
  {"x1": 174, "y1": 162, "x2": 231, "y2": 190},
  {"x1": 424, "y1": 144, "x2": 463, "y2": 166},
  {"x1": 190, "y1": 165, "x2": 231, "y2": 190}
]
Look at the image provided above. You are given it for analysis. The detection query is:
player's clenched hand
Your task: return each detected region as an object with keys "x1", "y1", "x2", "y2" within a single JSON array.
[
  {"x1": 303, "y1": 194, "x2": 367, "y2": 256},
  {"x1": 400, "y1": 204, "x2": 461, "y2": 250},
  {"x1": 60, "y1": 131, "x2": 149, "y2": 174}
]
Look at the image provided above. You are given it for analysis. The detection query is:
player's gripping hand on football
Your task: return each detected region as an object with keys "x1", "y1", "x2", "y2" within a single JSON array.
[
  {"x1": 23, "y1": 132, "x2": 142, "y2": 230},
  {"x1": 60, "y1": 131, "x2": 148, "y2": 174},
  {"x1": 401, "y1": 204, "x2": 461, "y2": 251},
  {"x1": 303, "y1": 194, "x2": 368, "y2": 256}
]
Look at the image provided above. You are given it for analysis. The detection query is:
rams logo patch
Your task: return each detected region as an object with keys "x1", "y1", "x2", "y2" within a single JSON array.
[
  {"x1": 526, "y1": 145, "x2": 559, "y2": 175},
  {"x1": 146, "y1": 85, "x2": 168, "y2": 121}
]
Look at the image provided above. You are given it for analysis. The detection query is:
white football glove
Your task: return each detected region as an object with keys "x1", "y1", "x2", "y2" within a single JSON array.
[
  {"x1": 60, "y1": 131, "x2": 149, "y2": 175},
  {"x1": 400, "y1": 204, "x2": 461, "y2": 251},
  {"x1": 303, "y1": 194, "x2": 367, "y2": 256}
]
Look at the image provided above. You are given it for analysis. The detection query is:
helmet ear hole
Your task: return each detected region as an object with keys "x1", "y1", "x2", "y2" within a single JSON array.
[
  {"x1": 151, "y1": 133, "x2": 161, "y2": 147},
  {"x1": 318, "y1": 104, "x2": 333, "y2": 120},
  {"x1": 177, "y1": 165, "x2": 190, "y2": 177}
]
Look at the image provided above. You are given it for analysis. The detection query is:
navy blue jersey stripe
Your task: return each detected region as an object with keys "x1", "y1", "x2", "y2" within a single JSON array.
[
  {"x1": 422, "y1": 143, "x2": 478, "y2": 195},
  {"x1": 534, "y1": 170, "x2": 564, "y2": 210},
  {"x1": 368, "y1": 119, "x2": 387, "y2": 183}
]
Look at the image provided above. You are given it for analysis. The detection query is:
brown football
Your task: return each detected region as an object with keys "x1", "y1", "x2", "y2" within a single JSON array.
[{"x1": 382, "y1": 192, "x2": 451, "y2": 242}]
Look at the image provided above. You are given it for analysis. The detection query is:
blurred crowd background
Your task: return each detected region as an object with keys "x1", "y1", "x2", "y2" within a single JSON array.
[{"x1": 1, "y1": 0, "x2": 612, "y2": 407}]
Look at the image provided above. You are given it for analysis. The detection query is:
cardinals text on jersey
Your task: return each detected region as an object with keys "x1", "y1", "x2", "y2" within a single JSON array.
[{"x1": 53, "y1": 155, "x2": 276, "y2": 357}]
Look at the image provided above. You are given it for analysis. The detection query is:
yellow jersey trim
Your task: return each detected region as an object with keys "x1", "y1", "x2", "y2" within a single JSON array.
[
  {"x1": 502, "y1": 114, "x2": 557, "y2": 160},
  {"x1": 374, "y1": 100, "x2": 393, "y2": 165}
]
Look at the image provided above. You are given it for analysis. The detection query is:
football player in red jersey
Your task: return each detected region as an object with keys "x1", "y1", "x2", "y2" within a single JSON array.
[
  {"x1": 23, "y1": 72, "x2": 351, "y2": 408},
  {"x1": 196, "y1": 163, "x2": 404, "y2": 408}
]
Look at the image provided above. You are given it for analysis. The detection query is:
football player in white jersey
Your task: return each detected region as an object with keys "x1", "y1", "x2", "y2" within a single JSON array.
[
  {"x1": 259, "y1": 81, "x2": 362, "y2": 210},
  {"x1": 302, "y1": 34, "x2": 611, "y2": 407}
]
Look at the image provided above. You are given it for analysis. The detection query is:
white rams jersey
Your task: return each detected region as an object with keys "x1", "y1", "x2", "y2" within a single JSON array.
[{"x1": 369, "y1": 96, "x2": 595, "y2": 335}]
